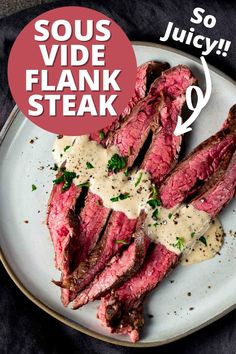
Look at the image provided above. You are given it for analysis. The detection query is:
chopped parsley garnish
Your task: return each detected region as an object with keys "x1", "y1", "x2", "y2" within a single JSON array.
[
  {"x1": 110, "y1": 196, "x2": 119, "y2": 202},
  {"x1": 199, "y1": 235, "x2": 207, "y2": 246},
  {"x1": 110, "y1": 193, "x2": 130, "y2": 202},
  {"x1": 151, "y1": 184, "x2": 158, "y2": 199},
  {"x1": 78, "y1": 181, "x2": 90, "y2": 188},
  {"x1": 152, "y1": 208, "x2": 159, "y2": 220},
  {"x1": 99, "y1": 130, "x2": 105, "y2": 140},
  {"x1": 107, "y1": 154, "x2": 127, "y2": 173},
  {"x1": 53, "y1": 171, "x2": 76, "y2": 192},
  {"x1": 173, "y1": 237, "x2": 185, "y2": 251},
  {"x1": 147, "y1": 184, "x2": 161, "y2": 222},
  {"x1": 115, "y1": 239, "x2": 128, "y2": 245},
  {"x1": 124, "y1": 168, "x2": 129, "y2": 177},
  {"x1": 135, "y1": 172, "x2": 143, "y2": 187},
  {"x1": 191, "y1": 232, "x2": 195, "y2": 238},
  {"x1": 168, "y1": 213, "x2": 173, "y2": 219},
  {"x1": 86, "y1": 161, "x2": 94, "y2": 169},
  {"x1": 147, "y1": 199, "x2": 161, "y2": 209},
  {"x1": 119, "y1": 193, "x2": 130, "y2": 200},
  {"x1": 63, "y1": 145, "x2": 71, "y2": 152},
  {"x1": 31, "y1": 184, "x2": 37, "y2": 191}
]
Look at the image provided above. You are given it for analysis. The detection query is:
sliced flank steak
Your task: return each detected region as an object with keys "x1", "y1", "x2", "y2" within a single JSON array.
[
  {"x1": 98, "y1": 106, "x2": 236, "y2": 342},
  {"x1": 90, "y1": 61, "x2": 170, "y2": 145},
  {"x1": 70, "y1": 66, "x2": 195, "y2": 307},
  {"x1": 50, "y1": 61, "x2": 169, "y2": 304},
  {"x1": 160, "y1": 104, "x2": 236, "y2": 208},
  {"x1": 72, "y1": 227, "x2": 150, "y2": 309}
]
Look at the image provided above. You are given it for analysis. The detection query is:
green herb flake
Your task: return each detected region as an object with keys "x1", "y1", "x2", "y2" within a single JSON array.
[
  {"x1": 168, "y1": 213, "x2": 173, "y2": 219},
  {"x1": 110, "y1": 196, "x2": 119, "y2": 202},
  {"x1": 151, "y1": 184, "x2": 158, "y2": 199},
  {"x1": 191, "y1": 232, "x2": 195, "y2": 238},
  {"x1": 147, "y1": 199, "x2": 161, "y2": 209},
  {"x1": 31, "y1": 184, "x2": 37, "y2": 191},
  {"x1": 78, "y1": 181, "x2": 90, "y2": 188},
  {"x1": 199, "y1": 235, "x2": 207, "y2": 246},
  {"x1": 53, "y1": 171, "x2": 76, "y2": 192},
  {"x1": 115, "y1": 239, "x2": 128, "y2": 245},
  {"x1": 119, "y1": 193, "x2": 130, "y2": 200},
  {"x1": 99, "y1": 130, "x2": 105, "y2": 140},
  {"x1": 86, "y1": 161, "x2": 94, "y2": 169},
  {"x1": 107, "y1": 154, "x2": 127, "y2": 173},
  {"x1": 135, "y1": 172, "x2": 143, "y2": 187},
  {"x1": 63, "y1": 145, "x2": 71, "y2": 152},
  {"x1": 124, "y1": 168, "x2": 129, "y2": 177},
  {"x1": 53, "y1": 175, "x2": 64, "y2": 184},
  {"x1": 110, "y1": 193, "x2": 130, "y2": 202},
  {"x1": 152, "y1": 208, "x2": 159, "y2": 220},
  {"x1": 173, "y1": 237, "x2": 185, "y2": 251}
]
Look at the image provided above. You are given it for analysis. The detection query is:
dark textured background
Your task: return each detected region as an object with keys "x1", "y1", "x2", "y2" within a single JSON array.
[{"x1": 0, "y1": 1, "x2": 235, "y2": 353}]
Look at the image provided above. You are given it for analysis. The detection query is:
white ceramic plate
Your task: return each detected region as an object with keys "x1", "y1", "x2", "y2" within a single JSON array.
[{"x1": 0, "y1": 42, "x2": 236, "y2": 347}]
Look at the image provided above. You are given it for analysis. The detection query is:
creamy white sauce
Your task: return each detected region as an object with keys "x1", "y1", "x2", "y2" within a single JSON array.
[
  {"x1": 181, "y1": 218, "x2": 224, "y2": 265},
  {"x1": 52, "y1": 136, "x2": 76, "y2": 164},
  {"x1": 52, "y1": 135, "x2": 220, "y2": 260},
  {"x1": 144, "y1": 204, "x2": 211, "y2": 256},
  {"x1": 53, "y1": 136, "x2": 152, "y2": 219}
]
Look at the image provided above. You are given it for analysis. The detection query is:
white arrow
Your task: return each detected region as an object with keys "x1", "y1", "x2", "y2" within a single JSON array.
[{"x1": 174, "y1": 56, "x2": 212, "y2": 136}]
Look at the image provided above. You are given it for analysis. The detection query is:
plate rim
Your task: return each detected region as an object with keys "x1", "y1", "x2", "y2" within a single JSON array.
[{"x1": 0, "y1": 41, "x2": 236, "y2": 348}]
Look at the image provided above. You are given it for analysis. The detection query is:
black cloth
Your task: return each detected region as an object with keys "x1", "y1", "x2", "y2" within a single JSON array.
[{"x1": 0, "y1": 1, "x2": 235, "y2": 353}]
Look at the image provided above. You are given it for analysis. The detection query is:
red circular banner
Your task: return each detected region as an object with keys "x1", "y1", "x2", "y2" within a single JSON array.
[{"x1": 8, "y1": 7, "x2": 137, "y2": 135}]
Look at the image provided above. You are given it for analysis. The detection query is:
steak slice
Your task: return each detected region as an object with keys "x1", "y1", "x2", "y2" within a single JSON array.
[
  {"x1": 62, "y1": 212, "x2": 137, "y2": 292},
  {"x1": 72, "y1": 228, "x2": 150, "y2": 309},
  {"x1": 192, "y1": 149, "x2": 236, "y2": 216},
  {"x1": 108, "y1": 65, "x2": 195, "y2": 166},
  {"x1": 121, "y1": 61, "x2": 170, "y2": 118},
  {"x1": 160, "y1": 105, "x2": 236, "y2": 208},
  {"x1": 70, "y1": 66, "x2": 195, "y2": 306},
  {"x1": 98, "y1": 105, "x2": 236, "y2": 341},
  {"x1": 140, "y1": 94, "x2": 183, "y2": 186},
  {"x1": 90, "y1": 61, "x2": 170, "y2": 145},
  {"x1": 75, "y1": 193, "x2": 111, "y2": 265},
  {"x1": 97, "y1": 243, "x2": 178, "y2": 329},
  {"x1": 46, "y1": 180, "x2": 81, "y2": 274}
]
